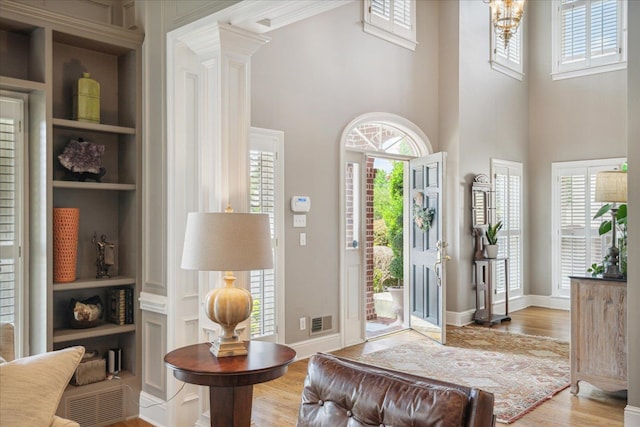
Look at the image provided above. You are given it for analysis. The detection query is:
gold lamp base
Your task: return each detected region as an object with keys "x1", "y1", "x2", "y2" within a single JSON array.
[
  {"x1": 205, "y1": 271, "x2": 253, "y2": 358},
  {"x1": 210, "y1": 339, "x2": 248, "y2": 357}
]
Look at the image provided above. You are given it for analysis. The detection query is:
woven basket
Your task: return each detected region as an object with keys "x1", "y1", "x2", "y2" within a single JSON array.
[{"x1": 53, "y1": 208, "x2": 80, "y2": 283}]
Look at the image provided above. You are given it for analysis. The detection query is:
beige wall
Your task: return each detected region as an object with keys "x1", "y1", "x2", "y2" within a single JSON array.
[
  {"x1": 627, "y1": 0, "x2": 639, "y2": 417},
  {"x1": 251, "y1": 0, "x2": 440, "y2": 343},
  {"x1": 456, "y1": 1, "x2": 529, "y2": 312},
  {"x1": 527, "y1": 0, "x2": 628, "y2": 296}
]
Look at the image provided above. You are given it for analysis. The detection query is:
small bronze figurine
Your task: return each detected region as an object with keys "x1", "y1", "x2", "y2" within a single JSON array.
[{"x1": 92, "y1": 233, "x2": 115, "y2": 278}]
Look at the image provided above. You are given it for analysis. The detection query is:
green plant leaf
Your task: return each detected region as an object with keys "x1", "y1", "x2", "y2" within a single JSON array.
[
  {"x1": 617, "y1": 204, "x2": 627, "y2": 220},
  {"x1": 599, "y1": 221, "x2": 612, "y2": 235},
  {"x1": 593, "y1": 203, "x2": 612, "y2": 219}
]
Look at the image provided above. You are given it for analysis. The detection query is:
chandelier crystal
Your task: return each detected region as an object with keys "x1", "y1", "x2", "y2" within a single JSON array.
[{"x1": 488, "y1": 0, "x2": 525, "y2": 48}]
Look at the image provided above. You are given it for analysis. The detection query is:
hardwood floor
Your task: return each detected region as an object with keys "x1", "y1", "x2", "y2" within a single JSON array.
[{"x1": 111, "y1": 307, "x2": 625, "y2": 427}]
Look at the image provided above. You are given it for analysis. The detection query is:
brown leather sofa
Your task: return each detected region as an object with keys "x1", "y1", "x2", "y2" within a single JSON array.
[{"x1": 297, "y1": 353, "x2": 495, "y2": 427}]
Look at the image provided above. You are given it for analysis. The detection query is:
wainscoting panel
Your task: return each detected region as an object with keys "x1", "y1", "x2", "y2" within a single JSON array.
[{"x1": 142, "y1": 311, "x2": 167, "y2": 398}]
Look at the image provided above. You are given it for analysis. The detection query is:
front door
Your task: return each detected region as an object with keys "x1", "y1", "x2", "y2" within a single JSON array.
[{"x1": 408, "y1": 152, "x2": 447, "y2": 344}]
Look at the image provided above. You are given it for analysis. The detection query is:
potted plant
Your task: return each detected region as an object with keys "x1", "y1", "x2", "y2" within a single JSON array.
[
  {"x1": 592, "y1": 202, "x2": 627, "y2": 277},
  {"x1": 484, "y1": 221, "x2": 503, "y2": 259}
]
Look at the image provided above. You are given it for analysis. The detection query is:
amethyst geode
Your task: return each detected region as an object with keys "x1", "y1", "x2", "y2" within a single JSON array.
[{"x1": 58, "y1": 138, "x2": 106, "y2": 181}]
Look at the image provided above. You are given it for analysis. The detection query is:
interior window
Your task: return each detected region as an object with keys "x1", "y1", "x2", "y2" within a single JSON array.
[
  {"x1": 249, "y1": 129, "x2": 284, "y2": 341},
  {"x1": 492, "y1": 160, "x2": 523, "y2": 297},
  {"x1": 363, "y1": 0, "x2": 417, "y2": 50},
  {"x1": 551, "y1": 0, "x2": 627, "y2": 79},
  {"x1": 551, "y1": 158, "x2": 626, "y2": 296},
  {"x1": 490, "y1": 16, "x2": 524, "y2": 80},
  {"x1": 0, "y1": 94, "x2": 26, "y2": 357}
]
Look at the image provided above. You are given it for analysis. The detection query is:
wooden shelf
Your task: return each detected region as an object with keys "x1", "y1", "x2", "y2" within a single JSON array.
[
  {"x1": 53, "y1": 323, "x2": 136, "y2": 343},
  {"x1": 53, "y1": 181, "x2": 136, "y2": 191},
  {"x1": 52, "y1": 118, "x2": 135, "y2": 135},
  {"x1": 0, "y1": 75, "x2": 46, "y2": 92},
  {"x1": 53, "y1": 276, "x2": 135, "y2": 291}
]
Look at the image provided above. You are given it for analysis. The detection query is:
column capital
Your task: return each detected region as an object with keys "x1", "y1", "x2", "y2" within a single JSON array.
[{"x1": 178, "y1": 21, "x2": 270, "y2": 60}]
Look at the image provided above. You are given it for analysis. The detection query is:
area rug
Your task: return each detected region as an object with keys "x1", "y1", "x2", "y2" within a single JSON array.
[{"x1": 350, "y1": 327, "x2": 570, "y2": 424}]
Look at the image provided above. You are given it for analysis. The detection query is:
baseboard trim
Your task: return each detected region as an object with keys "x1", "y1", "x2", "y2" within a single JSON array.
[
  {"x1": 446, "y1": 309, "x2": 475, "y2": 326},
  {"x1": 625, "y1": 405, "x2": 640, "y2": 426},
  {"x1": 445, "y1": 294, "x2": 570, "y2": 327},
  {"x1": 289, "y1": 333, "x2": 342, "y2": 360},
  {"x1": 139, "y1": 391, "x2": 167, "y2": 427}
]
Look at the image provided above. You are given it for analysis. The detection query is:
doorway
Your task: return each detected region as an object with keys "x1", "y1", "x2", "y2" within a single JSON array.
[{"x1": 340, "y1": 113, "x2": 433, "y2": 346}]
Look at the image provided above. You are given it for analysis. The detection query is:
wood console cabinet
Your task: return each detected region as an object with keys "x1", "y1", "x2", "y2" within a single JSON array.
[{"x1": 569, "y1": 276, "x2": 627, "y2": 394}]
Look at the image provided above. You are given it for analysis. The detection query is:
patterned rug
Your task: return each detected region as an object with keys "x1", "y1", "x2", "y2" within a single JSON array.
[{"x1": 351, "y1": 327, "x2": 570, "y2": 424}]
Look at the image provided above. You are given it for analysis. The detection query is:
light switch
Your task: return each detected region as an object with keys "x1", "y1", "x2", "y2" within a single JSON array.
[
  {"x1": 293, "y1": 214, "x2": 307, "y2": 228},
  {"x1": 300, "y1": 232, "x2": 307, "y2": 246}
]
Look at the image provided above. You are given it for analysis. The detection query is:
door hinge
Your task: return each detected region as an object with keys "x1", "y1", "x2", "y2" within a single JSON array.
[
  {"x1": 19, "y1": 120, "x2": 22, "y2": 132},
  {"x1": 19, "y1": 246, "x2": 22, "y2": 257}
]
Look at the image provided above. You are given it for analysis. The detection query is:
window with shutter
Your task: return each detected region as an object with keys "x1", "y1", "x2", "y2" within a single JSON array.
[
  {"x1": 551, "y1": 159, "x2": 625, "y2": 297},
  {"x1": 492, "y1": 160, "x2": 523, "y2": 297},
  {"x1": 363, "y1": 0, "x2": 417, "y2": 51},
  {"x1": 249, "y1": 128, "x2": 284, "y2": 341},
  {"x1": 0, "y1": 95, "x2": 25, "y2": 356},
  {"x1": 552, "y1": 0, "x2": 627, "y2": 79},
  {"x1": 490, "y1": 5, "x2": 524, "y2": 80}
]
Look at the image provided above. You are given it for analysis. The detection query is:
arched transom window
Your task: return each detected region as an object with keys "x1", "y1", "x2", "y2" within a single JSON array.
[{"x1": 345, "y1": 122, "x2": 422, "y2": 157}]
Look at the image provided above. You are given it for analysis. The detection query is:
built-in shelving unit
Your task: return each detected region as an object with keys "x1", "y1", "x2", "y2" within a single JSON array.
[{"x1": 1, "y1": 1, "x2": 143, "y2": 424}]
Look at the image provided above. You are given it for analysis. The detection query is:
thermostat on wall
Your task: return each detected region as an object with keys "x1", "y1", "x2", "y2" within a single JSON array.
[{"x1": 291, "y1": 196, "x2": 311, "y2": 212}]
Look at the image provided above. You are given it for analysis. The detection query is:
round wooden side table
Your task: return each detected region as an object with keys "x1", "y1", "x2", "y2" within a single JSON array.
[{"x1": 165, "y1": 341, "x2": 296, "y2": 427}]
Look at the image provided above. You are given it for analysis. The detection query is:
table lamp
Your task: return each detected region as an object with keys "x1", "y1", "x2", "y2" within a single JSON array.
[
  {"x1": 181, "y1": 208, "x2": 272, "y2": 357},
  {"x1": 594, "y1": 171, "x2": 627, "y2": 279}
]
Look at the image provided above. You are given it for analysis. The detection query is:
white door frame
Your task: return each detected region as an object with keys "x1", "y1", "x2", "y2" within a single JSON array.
[{"x1": 339, "y1": 112, "x2": 432, "y2": 347}]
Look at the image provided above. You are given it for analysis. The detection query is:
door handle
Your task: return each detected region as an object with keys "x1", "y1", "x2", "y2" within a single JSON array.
[{"x1": 434, "y1": 241, "x2": 451, "y2": 287}]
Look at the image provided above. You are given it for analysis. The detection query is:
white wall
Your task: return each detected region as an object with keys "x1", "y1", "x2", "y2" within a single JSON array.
[
  {"x1": 527, "y1": 0, "x2": 627, "y2": 296},
  {"x1": 440, "y1": 1, "x2": 529, "y2": 313},
  {"x1": 251, "y1": 0, "x2": 440, "y2": 343}
]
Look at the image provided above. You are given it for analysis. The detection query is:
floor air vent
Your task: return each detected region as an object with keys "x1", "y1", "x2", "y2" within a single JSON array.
[
  {"x1": 310, "y1": 315, "x2": 333, "y2": 335},
  {"x1": 66, "y1": 386, "x2": 124, "y2": 427}
]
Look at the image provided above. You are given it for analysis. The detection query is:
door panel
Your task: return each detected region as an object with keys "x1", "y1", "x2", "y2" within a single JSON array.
[
  {"x1": 409, "y1": 152, "x2": 447, "y2": 344},
  {"x1": 343, "y1": 151, "x2": 363, "y2": 346}
]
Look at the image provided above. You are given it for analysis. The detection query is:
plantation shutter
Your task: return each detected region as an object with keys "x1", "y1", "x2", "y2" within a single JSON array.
[
  {"x1": 364, "y1": 0, "x2": 416, "y2": 47},
  {"x1": 553, "y1": 161, "x2": 620, "y2": 296},
  {"x1": 393, "y1": 0, "x2": 411, "y2": 29},
  {"x1": 558, "y1": 0, "x2": 622, "y2": 70},
  {"x1": 249, "y1": 149, "x2": 276, "y2": 338},
  {"x1": 559, "y1": 172, "x2": 588, "y2": 293},
  {"x1": 496, "y1": 25, "x2": 522, "y2": 66},
  {"x1": 493, "y1": 162, "x2": 523, "y2": 296},
  {"x1": 0, "y1": 104, "x2": 20, "y2": 325},
  {"x1": 371, "y1": 0, "x2": 390, "y2": 20}
]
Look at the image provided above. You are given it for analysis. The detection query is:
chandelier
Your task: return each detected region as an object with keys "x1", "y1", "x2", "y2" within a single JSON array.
[{"x1": 487, "y1": 0, "x2": 525, "y2": 48}]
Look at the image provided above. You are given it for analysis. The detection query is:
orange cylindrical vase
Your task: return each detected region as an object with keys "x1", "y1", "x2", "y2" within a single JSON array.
[{"x1": 53, "y1": 208, "x2": 80, "y2": 283}]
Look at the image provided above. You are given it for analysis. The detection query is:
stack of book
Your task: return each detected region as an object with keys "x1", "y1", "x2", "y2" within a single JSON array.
[{"x1": 107, "y1": 288, "x2": 134, "y2": 325}]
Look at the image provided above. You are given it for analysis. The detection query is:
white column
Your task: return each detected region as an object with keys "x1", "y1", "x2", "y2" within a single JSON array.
[{"x1": 165, "y1": 21, "x2": 269, "y2": 427}]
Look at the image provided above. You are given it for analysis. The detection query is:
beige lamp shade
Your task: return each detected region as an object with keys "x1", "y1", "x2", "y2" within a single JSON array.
[
  {"x1": 595, "y1": 171, "x2": 628, "y2": 203},
  {"x1": 181, "y1": 211, "x2": 272, "y2": 357},
  {"x1": 181, "y1": 212, "x2": 273, "y2": 271}
]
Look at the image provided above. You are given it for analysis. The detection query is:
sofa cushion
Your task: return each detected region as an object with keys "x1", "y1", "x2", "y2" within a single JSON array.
[
  {"x1": 298, "y1": 354, "x2": 472, "y2": 426},
  {"x1": 0, "y1": 346, "x2": 84, "y2": 426}
]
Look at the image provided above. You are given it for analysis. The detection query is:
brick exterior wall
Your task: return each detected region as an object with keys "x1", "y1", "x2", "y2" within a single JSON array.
[{"x1": 366, "y1": 158, "x2": 377, "y2": 320}]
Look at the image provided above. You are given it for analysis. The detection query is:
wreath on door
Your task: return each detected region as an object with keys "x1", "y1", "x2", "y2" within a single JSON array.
[{"x1": 413, "y1": 192, "x2": 435, "y2": 232}]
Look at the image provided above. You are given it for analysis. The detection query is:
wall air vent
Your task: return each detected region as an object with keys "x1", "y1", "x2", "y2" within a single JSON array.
[
  {"x1": 64, "y1": 386, "x2": 124, "y2": 427},
  {"x1": 310, "y1": 315, "x2": 333, "y2": 335}
]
